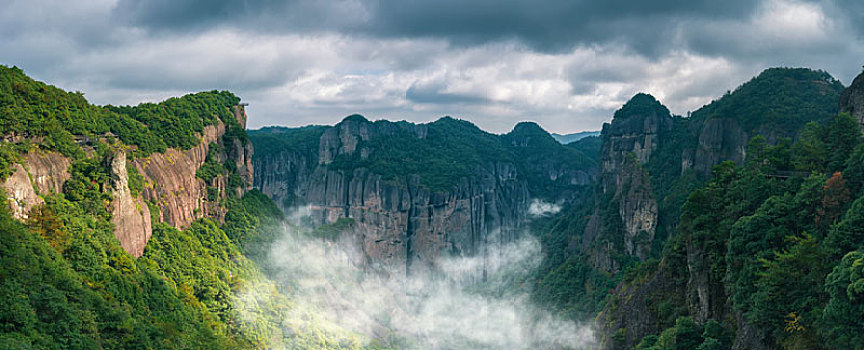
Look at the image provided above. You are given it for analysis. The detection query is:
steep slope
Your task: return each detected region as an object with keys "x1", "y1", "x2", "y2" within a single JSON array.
[
  {"x1": 587, "y1": 68, "x2": 844, "y2": 273},
  {"x1": 589, "y1": 69, "x2": 849, "y2": 349},
  {"x1": 0, "y1": 66, "x2": 317, "y2": 349},
  {"x1": 520, "y1": 67, "x2": 847, "y2": 349},
  {"x1": 0, "y1": 65, "x2": 253, "y2": 256},
  {"x1": 840, "y1": 67, "x2": 864, "y2": 131},
  {"x1": 251, "y1": 116, "x2": 597, "y2": 275}
]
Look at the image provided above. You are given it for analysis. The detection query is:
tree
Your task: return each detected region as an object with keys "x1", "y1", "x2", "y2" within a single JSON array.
[
  {"x1": 819, "y1": 251, "x2": 864, "y2": 350},
  {"x1": 825, "y1": 113, "x2": 862, "y2": 172}
]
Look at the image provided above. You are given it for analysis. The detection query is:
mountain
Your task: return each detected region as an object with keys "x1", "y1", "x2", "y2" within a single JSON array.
[
  {"x1": 250, "y1": 116, "x2": 598, "y2": 276},
  {"x1": 551, "y1": 130, "x2": 601, "y2": 144},
  {"x1": 0, "y1": 66, "x2": 348, "y2": 348},
  {"x1": 526, "y1": 67, "x2": 859, "y2": 350},
  {"x1": 4, "y1": 62, "x2": 863, "y2": 350}
]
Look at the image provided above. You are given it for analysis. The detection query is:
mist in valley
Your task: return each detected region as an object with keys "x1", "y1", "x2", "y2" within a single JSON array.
[{"x1": 237, "y1": 206, "x2": 596, "y2": 349}]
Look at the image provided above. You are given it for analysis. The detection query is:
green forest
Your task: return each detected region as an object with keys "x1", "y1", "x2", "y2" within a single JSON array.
[
  {"x1": 529, "y1": 68, "x2": 864, "y2": 350},
  {"x1": 3, "y1": 62, "x2": 864, "y2": 350},
  {"x1": 0, "y1": 66, "x2": 372, "y2": 349}
]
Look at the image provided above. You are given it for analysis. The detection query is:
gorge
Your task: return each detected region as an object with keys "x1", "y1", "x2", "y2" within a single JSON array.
[{"x1": 2, "y1": 63, "x2": 864, "y2": 350}]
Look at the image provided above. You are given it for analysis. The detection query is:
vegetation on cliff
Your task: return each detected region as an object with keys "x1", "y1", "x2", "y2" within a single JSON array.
[
  {"x1": 251, "y1": 115, "x2": 596, "y2": 197},
  {"x1": 625, "y1": 111, "x2": 864, "y2": 349},
  {"x1": 0, "y1": 65, "x2": 241, "y2": 159},
  {"x1": 531, "y1": 68, "x2": 861, "y2": 350},
  {"x1": 0, "y1": 68, "x2": 372, "y2": 349}
]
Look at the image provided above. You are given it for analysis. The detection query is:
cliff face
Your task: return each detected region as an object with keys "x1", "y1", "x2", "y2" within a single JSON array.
[
  {"x1": 840, "y1": 69, "x2": 864, "y2": 131},
  {"x1": 134, "y1": 121, "x2": 223, "y2": 228},
  {"x1": 2, "y1": 106, "x2": 253, "y2": 257},
  {"x1": 133, "y1": 106, "x2": 253, "y2": 231},
  {"x1": 2, "y1": 151, "x2": 71, "y2": 219},
  {"x1": 594, "y1": 68, "x2": 846, "y2": 349},
  {"x1": 586, "y1": 94, "x2": 671, "y2": 271},
  {"x1": 252, "y1": 117, "x2": 595, "y2": 275},
  {"x1": 692, "y1": 118, "x2": 748, "y2": 175},
  {"x1": 110, "y1": 150, "x2": 153, "y2": 257}
]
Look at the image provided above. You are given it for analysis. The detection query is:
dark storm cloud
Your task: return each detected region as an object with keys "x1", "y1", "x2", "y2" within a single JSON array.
[
  {"x1": 114, "y1": 0, "x2": 760, "y2": 55},
  {"x1": 406, "y1": 80, "x2": 490, "y2": 105},
  {"x1": 365, "y1": 0, "x2": 760, "y2": 54},
  {"x1": 4, "y1": 0, "x2": 864, "y2": 134},
  {"x1": 113, "y1": 0, "x2": 370, "y2": 34}
]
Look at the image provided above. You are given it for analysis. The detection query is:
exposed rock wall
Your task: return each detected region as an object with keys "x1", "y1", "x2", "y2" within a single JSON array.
[
  {"x1": 253, "y1": 118, "x2": 588, "y2": 275},
  {"x1": 23, "y1": 151, "x2": 71, "y2": 194},
  {"x1": 133, "y1": 113, "x2": 253, "y2": 230},
  {"x1": 840, "y1": 70, "x2": 864, "y2": 132},
  {"x1": 2, "y1": 163, "x2": 42, "y2": 219},
  {"x1": 588, "y1": 95, "x2": 671, "y2": 272},
  {"x1": 109, "y1": 151, "x2": 152, "y2": 257},
  {"x1": 693, "y1": 118, "x2": 747, "y2": 175},
  {"x1": 231, "y1": 106, "x2": 254, "y2": 191},
  {"x1": 134, "y1": 122, "x2": 224, "y2": 228},
  {"x1": 2, "y1": 107, "x2": 254, "y2": 257},
  {"x1": 2, "y1": 150, "x2": 71, "y2": 219}
]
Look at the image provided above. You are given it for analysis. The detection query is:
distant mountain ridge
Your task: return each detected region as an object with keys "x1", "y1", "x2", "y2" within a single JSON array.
[
  {"x1": 250, "y1": 115, "x2": 598, "y2": 276},
  {"x1": 551, "y1": 130, "x2": 600, "y2": 144}
]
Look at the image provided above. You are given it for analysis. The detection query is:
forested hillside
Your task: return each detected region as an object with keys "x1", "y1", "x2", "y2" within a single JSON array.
[
  {"x1": 0, "y1": 66, "x2": 370, "y2": 349},
  {"x1": 249, "y1": 115, "x2": 599, "y2": 277},
  {"x1": 607, "y1": 111, "x2": 864, "y2": 349},
  {"x1": 529, "y1": 67, "x2": 864, "y2": 350},
  {"x1": 4, "y1": 61, "x2": 863, "y2": 350}
]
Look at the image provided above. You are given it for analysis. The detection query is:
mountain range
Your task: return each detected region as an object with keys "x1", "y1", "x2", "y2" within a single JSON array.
[{"x1": 1, "y1": 64, "x2": 863, "y2": 350}]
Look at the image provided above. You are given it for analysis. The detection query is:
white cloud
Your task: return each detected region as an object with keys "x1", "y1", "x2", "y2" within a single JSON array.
[
  {"x1": 241, "y1": 220, "x2": 597, "y2": 348},
  {"x1": 528, "y1": 199, "x2": 562, "y2": 217},
  {"x1": 1, "y1": 0, "x2": 863, "y2": 135}
]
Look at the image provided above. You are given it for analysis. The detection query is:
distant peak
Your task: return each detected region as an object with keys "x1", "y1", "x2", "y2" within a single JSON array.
[
  {"x1": 754, "y1": 67, "x2": 838, "y2": 84},
  {"x1": 339, "y1": 114, "x2": 370, "y2": 124},
  {"x1": 433, "y1": 116, "x2": 477, "y2": 127},
  {"x1": 613, "y1": 93, "x2": 670, "y2": 119},
  {"x1": 510, "y1": 121, "x2": 548, "y2": 135}
]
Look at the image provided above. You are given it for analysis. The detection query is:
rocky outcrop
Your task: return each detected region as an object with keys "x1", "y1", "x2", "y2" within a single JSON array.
[
  {"x1": 693, "y1": 118, "x2": 748, "y2": 175},
  {"x1": 134, "y1": 122, "x2": 223, "y2": 228},
  {"x1": 597, "y1": 264, "x2": 684, "y2": 350},
  {"x1": 2, "y1": 150, "x2": 72, "y2": 219},
  {"x1": 133, "y1": 113, "x2": 253, "y2": 230},
  {"x1": 23, "y1": 151, "x2": 72, "y2": 194},
  {"x1": 587, "y1": 94, "x2": 671, "y2": 271},
  {"x1": 109, "y1": 151, "x2": 152, "y2": 257},
  {"x1": 840, "y1": 70, "x2": 864, "y2": 132},
  {"x1": 617, "y1": 158, "x2": 657, "y2": 260},
  {"x1": 253, "y1": 117, "x2": 592, "y2": 275},
  {"x1": 231, "y1": 106, "x2": 254, "y2": 191},
  {"x1": 306, "y1": 165, "x2": 528, "y2": 276},
  {"x1": 2, "y1": 164, "x2": 43, "y2": 219}
]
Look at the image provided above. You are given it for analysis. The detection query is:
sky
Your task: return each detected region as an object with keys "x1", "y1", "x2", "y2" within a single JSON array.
[{"x1": 1, "y1": 0, "x2": 863, "y2": 134}]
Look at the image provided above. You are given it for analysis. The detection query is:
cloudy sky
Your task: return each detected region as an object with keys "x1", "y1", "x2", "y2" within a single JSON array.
[{"x1": 2, "y1": 0, "x2": 863, "y2": 133}]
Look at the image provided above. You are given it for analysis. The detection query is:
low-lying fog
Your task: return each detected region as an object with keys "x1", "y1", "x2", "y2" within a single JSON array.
[{"x1": 237, "y1": 206, "x2": 595, "y2": 349}]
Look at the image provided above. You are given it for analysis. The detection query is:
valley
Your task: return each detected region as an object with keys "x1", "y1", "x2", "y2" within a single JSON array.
[{"x1": 1, "y1": 64, "x2": 863, "y2": 350}]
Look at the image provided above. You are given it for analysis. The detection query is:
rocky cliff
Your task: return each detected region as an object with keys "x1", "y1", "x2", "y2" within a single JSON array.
[
  {"x1": 109, "y1": 150, "x2": 153, "y2": 257},
  {"x1": 840, "y1": 68, "x2": 864, "y2": 131},
  {"x1": 2, "y1": 150, "x2": 71, "y2": 219},
  {"x1": 251, "y1": 116, "x2": 596, "y2": 275},
  {"x1": 126, "y1": 108, "x2": 253, "y2": 255},
  {"x1": 2, "y1": 106, "x2": 253, "y2": 257},
  {"x1": 592, "y1": 68, "x2": 846, "y2": 349},
  {"x1": 587, "y1": 94, "x2": 671, "y2": 271}
]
